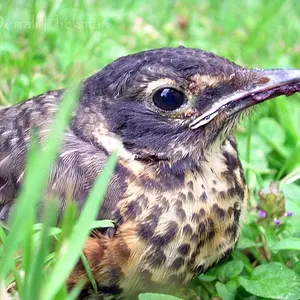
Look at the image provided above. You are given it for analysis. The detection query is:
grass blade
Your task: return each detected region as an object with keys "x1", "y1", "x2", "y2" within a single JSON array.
[
  {"x1": 66, "y1": 280, "x2": 87, "y2": 300},
  {"x1": 42, "y1": 152, "x2": 117, "y2": 300},
  {"x1": 23, "y1": 201, "x2": 58, "y2": 300},
  {"x1": 0, "y1": 85, "x2": 80, "y2": 281}
]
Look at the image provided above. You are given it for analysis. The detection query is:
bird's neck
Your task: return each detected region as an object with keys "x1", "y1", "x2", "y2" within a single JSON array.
[{"x1": 152, "y1": 138, "x2": 226, "y2": 178}]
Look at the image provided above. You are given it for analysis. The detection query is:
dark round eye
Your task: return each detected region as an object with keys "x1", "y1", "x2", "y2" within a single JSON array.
[{"x1": 152, "y1": 88, "x2": 187, "y2": 111}]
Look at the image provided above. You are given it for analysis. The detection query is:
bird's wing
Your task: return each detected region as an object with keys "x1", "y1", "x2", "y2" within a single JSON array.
[
  {"x1": 0, "y1": 98, "x2": 43, "y2": 223},
  {"x1": 47, "y1": 130, "x2": 108, "y2": 213},
  {"x1": 0, "y1": 92, "x2": 111, "y2": 225}
]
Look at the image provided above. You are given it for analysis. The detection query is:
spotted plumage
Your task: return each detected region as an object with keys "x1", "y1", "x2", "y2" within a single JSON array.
[{"x1": 1, "y1": 47, "x2": 300, "y2": 299}]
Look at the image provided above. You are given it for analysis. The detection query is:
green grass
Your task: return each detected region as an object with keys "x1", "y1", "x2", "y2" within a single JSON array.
[{"x1": 0, "y1": 0, "x2": 300, "y2": 299}]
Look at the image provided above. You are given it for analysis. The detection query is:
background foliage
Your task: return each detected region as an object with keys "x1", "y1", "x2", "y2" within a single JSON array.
[{"x1": 0, "y1": 0, "x2": 300, "y2": 299}]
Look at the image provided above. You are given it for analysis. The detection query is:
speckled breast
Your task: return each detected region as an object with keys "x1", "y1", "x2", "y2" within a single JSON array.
[{"x1": 114, "y1": 137, "x2": 248, "y2": 296}]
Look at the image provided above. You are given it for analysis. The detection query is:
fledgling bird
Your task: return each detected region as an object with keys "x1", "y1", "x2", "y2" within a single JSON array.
[{"x1": 1, "y1": 47, "x2": 300, "y2": 299}]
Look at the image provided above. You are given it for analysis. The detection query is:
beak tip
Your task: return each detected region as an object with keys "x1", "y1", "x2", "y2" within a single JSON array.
[{"x1": 259, "y1": 68, "x2": 300, "y2": 86}]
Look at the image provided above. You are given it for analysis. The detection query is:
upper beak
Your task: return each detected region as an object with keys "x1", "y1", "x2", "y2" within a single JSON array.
[{"x1": 189, "y1": 69, "x2": 300, "y2": 129}]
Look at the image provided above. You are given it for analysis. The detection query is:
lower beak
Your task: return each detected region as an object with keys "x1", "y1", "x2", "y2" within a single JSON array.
[{"x1": 189, "y1": 69, "x2": 300, "y2": 129}]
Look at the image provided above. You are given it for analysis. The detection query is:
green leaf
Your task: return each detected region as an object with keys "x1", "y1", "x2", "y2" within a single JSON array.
[
  {"x1": 33, "y1": 224, "x2": 62, "y2": 237},
  {"x1": 216, "y1": 260, "x2": 244, "y2": 280},
  {"x1": 281, "y1": 183, "x2": 300, "y2": 205},
  {"x1": 239, "y1": 263, "x2": 300, "y2": 299},
  {"x1": 269, "y1": 237, "x2": 300, "y2": 251},
  {"x1": 139, "y1": 293, "x2": 183, "y2": 300},
  {"x1": 238, "y1": 134, "x2": 270, "y2": 169},
  {"x1": 293, "y1": 261, "x2": 300, "y2": 277},
  {"x1": 237, "y1": 236, "x2": 260, "y2": 249},
  {"x1": 0, "y1": 225, "x2": 6, "y2": 244},
  {"x1": 257, "y1": 117, "x2": 287, "y2": 157},
  {"x1": 91, "y1": 220, "x2": 115, "y2": 230},
  {"x1": 216, "y1": 281, "x2": 237, "y2": 300},
  {"x1": 258, "y1": 117, "x2": 286, "y2": 146},
  {"x1": 198, "y1": 274, "x2": 217, "y2": 282}
]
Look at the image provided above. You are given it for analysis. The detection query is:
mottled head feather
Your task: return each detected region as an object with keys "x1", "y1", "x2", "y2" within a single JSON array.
[{"x1": 78, "y1": 47, "x2": 250, "y2": 173}]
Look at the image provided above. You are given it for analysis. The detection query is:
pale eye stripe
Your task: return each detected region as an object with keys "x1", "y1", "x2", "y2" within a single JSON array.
[{"x1": 189, "y1": 111, "x2": 219, "y2": 129}]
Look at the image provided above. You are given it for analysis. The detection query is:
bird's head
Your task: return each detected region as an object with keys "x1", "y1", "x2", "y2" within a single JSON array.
[{"x1": 81, "y1": 47, "x2": 300, "y2": 171}]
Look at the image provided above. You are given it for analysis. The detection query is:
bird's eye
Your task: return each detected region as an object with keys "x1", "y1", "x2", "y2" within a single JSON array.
[{"x1": 152, "y1": 88, "x2": 187, "y2": 111}]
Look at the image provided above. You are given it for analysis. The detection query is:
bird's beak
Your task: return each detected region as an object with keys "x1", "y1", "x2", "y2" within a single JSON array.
[{"x1": 189, "y1": 69, "x2": 300, "y2": 129}]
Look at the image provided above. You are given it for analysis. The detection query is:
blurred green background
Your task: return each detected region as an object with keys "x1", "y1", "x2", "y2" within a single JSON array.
[{"x1": 1, "y1": 1, "x2": 300, "y2": 299}]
